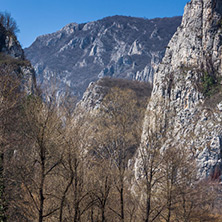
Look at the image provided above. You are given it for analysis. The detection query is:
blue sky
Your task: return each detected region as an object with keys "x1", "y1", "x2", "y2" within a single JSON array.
[{"x1": 1, "y1": 0, "x2": 189, "y2": 48}]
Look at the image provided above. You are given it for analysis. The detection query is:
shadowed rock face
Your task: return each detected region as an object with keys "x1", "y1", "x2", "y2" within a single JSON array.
[
  {"x1": 0, "y1": 23, "x2": 36, "y2": 94},
  {"x1": 0, "y1": 23, "x2": 24, "y2": 59},
  {"x1": 24, "y1": 15, "x2": 182, "y2": 98},
  {"x1": 135, "y1": 0, "x2": 222, "y2": 180}
]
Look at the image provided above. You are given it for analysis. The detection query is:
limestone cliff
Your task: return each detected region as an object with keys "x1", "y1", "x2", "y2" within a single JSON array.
[{"x1": 136, "y1": 0, "x2": 222, "y2": 179}]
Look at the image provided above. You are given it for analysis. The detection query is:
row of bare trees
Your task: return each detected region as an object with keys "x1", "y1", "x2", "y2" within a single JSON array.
[
  {"x1": 1, "y1": 74, "x2": 222, "y2": 221},
  {"x1": 0, "y1": 64, "x2": 26, "y2": 221}
]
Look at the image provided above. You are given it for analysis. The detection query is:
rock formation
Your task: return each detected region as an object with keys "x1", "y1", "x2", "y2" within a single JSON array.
[
  {"x1": 0, "y1": 23, "x2": 36, "y2": 93},
  {"x1": 79, "y1": 77, "x2": 152, "y2": 111},
  {"x1": 136, "y1": 0, "x2": 222, "y2": 179}
]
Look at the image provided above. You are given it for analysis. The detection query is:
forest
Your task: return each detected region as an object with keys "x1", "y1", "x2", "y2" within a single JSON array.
[{"x1": 1, "y1": 62, "x2": 222, "y2": 222}]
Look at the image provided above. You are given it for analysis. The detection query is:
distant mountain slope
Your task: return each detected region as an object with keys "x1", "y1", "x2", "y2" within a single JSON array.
[{"x1": 25, "y1": 15, "x2": 182, "y2": 98}]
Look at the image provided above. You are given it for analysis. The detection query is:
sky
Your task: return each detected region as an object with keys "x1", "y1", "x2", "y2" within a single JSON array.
[{"x1": 1, "y1": 0, "x2": 189, "y2": 48}]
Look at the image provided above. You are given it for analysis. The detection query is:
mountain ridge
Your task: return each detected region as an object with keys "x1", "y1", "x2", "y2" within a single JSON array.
[{"x1": 25, "y1": 15, "x2": 182, "y2": 98}]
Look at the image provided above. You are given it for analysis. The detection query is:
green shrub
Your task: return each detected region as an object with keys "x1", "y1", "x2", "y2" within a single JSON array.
[
  {"x1": 200, "y1": 71, "x2": 222, "y2": 97},
  {"x1": 202, "y1": 72, "x2": 215, "y2": 95}
]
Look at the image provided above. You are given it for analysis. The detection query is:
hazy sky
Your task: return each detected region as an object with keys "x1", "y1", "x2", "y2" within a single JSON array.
[{"x1": 1, "y1": 0, "x2": 189, "y2": 48}]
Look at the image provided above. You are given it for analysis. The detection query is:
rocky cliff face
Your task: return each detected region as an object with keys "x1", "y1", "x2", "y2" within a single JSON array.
[
  {"x1": 0, "y1": 24, "x2": 24, "y2": 59},
  {"x1": 24, "y1": 16, "x2": 181, "y2": 98},
  {"x1": 0, "y1": 23, "x2": 36, "y2": 94},
  {"x1": 136, "y1": 0, "x2": 222, "y2": 179}
]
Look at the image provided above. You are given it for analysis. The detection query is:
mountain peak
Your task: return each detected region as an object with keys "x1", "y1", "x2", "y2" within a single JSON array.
[
  {"x1": 60, "y1": 22, "x2": 79, "y2": 33},
  {"x1": 160, "y1": 0, "x2": 222, "y2": 72}
]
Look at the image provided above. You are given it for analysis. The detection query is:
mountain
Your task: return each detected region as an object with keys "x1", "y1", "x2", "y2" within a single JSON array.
[
  {"x1": 25, "y1": 15, "x2": 181, "y2": 98},
  {"x1": 3, "y1": 3, "x2": 222, "y2": 219},
  {"x1": 135, "y1": 0, "x2": 222, "y2": 180}
]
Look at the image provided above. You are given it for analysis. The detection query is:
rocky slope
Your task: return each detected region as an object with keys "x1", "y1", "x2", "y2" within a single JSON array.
[
  {"x1": 79, "y1": 77, "x2": 152, "y2": 111},
  {"x1": 25, "y1": 16, "x2": 181, "y2": 98},
  {"x1": 135, "y1": 0, "x2": 222, "y2": 179},
  {"x1": 0, "y1": 23, "x2": 36, "y2": 93}
]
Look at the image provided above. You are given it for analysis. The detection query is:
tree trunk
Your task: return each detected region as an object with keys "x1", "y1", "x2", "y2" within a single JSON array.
[
  {"x1": 59, "y1": 173, "x2": 73, "y2": 222},
  {"x1": 120, "y1": 186, "x2": 124, "y2": 222},
  {"x1": 145, "y1": 191, "x2": 151, "y2": 222},
  {"x1": 39, "y1": 145, "x2": 45, "y2": 222},
  {"x1": 101, "y1": 206, "x2": 105, "y2": 222},
  {"x1": 0, "y1": 152, "x2": 6, "y2": 222}
]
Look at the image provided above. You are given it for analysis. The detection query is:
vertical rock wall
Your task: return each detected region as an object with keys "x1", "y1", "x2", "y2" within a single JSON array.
[{"x1": 137, "y1": 0, "x2": 222, "y2": 179}]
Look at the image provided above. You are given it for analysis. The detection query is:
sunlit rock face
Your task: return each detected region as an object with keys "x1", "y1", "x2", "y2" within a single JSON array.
[
  {"x1": 24, "y1": 15, "x2": 181, "y2": 98},
  {"x1": 135, "y1": 0, "x2": 222, "y2": 179}
]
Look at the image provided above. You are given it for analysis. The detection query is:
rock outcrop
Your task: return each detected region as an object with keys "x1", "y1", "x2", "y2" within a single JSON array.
[
  {"x1": 0, "y1": 23, "x2": 36, "y2": 94},
  {"x1": 79, "y1": 77, "x2": 152, "y2": 111},
  {"x1": 136, "y1": 0, "x2": 222, "y2": 179},
  {"x1": 0, "y1": 23, "x2": 24, "y2": 59},
  {"x1": 25, "y1": 16, "x2": 181, "y2": 98}
]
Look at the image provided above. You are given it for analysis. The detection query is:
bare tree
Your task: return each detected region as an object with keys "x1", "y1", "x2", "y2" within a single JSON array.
[
  {"x1": 136, "y1": 123, "x2": 165, "y2": 222},
  {"x1": 89, "y1": 87, "x2": 144, "y2": 222},
  {"x1": 0, "y1": 12, "x2": 19, "y2": 35},
  {"x1": 158, "y1": 145, "x2": 195, "y2": 222},
  {"x1": 55, "y1": 106, "x2": 96, "y2": 222},
  {"x1": 0, "y1": 64, "x2": 24, "y2": 221},
  {"x1": 86, "y1": 159, "x2": 113, "y2": 222},
  {"x1": 5, "y1": 95, "x2": 65, "y2": 222}
]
